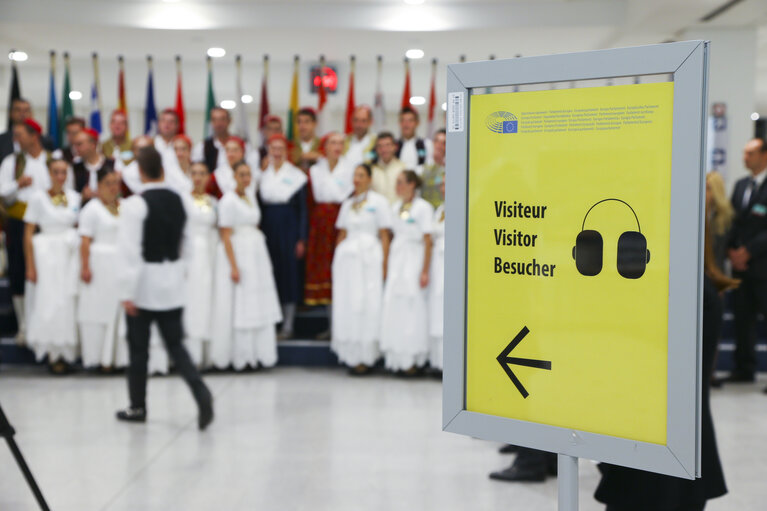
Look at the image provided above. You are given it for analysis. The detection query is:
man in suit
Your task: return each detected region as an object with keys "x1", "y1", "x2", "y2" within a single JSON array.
[
  {"x1": 727, "y1": 137, "x2": 767, "y2": 384},
  {"x1": 115, "y1": 146, "x2": 213, "y2": 430}
]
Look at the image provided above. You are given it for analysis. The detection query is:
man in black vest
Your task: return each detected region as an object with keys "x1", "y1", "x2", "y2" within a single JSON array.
[
  {"x1": 396, "y1": 106, "x2": 433, "y2": 176},
  {"x1": 115, "y1": 146, "x2": 213, "y2": 430},
  {"x1": 727, "y1": 137, "x2": 767, "y2": 385},
  {"x1": 71, "y1": 128, "x2": 114, "y2": 205},
  {"x1": 193, "y1": 106, "x2": 259, "y2": 173}
]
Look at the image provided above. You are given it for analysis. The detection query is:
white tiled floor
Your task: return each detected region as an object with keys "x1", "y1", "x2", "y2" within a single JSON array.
[{"x1": 0, "y1": 368, "x2": 765, "y2": 511}]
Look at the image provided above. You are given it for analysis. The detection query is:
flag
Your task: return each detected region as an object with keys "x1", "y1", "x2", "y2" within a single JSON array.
[
  {"x1": 47, "y1": 51, "x2": 59, "y2": 148},
  {"x1": 234, "y1": 55, "x2": 249, "y2": 141},
  {"x1": 174, "y1": 56, "x2": 186, "y2": 135},
  {"x1": 427, "y1": 58, "x2": 437, "y2": 138},
  {"x1": 344, "y1": 55, "x2": 356, "y2": 135},
  {"x1": 401, "y1": 58, "x2": 411, "y2": 110},
  {"x1": 89, "y1": 53, "x2": 102, "y2": 134},
  {"x1": 117, "y1": 55, "x2": 129, "y2": 137},
  {"x1": 286, "y1": 55, "x2": 299, "y2": 143},
  {"x1": 144, "y1": 56, "x2": 157, "y2": 136},
  {"x1": 373, "y1": 55, "x2": 385, "y2": 132},
  {"x1": 317, "y1": 55, "x2": 328, "y2": 135},
  {"x1": 204, "y1": 56, "x2": 215, "y2": 139},
  {"x1": 7, "y1": 56, "x2": 21, "y2": 130},
  {"x1": 258, "y1": 54, "x2": 270, "y2": 135},
  {"x1": 60, "y1": 52, "x2": 73, "y2": 144}
]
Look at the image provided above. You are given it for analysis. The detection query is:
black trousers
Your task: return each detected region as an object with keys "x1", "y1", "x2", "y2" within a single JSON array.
[
  {"x1": 127, "y1": 308, "x2": 210, "y2": 410},
  {"x1": 732, "y1": 274, "x2": 767, "y2": 377},
  {"x1": 5, "y1": 217, "x2": 25, "y2": 296}
]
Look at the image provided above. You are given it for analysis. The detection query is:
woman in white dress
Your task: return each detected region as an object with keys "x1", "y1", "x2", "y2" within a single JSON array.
[
  {"x1": 206, "y1": 136, "x2": 257, "y2": 200},
  {"x1": 428, "y1": 177, "x2": 446, "y2": 372},
  {"x1": 23, "y1": 157, "x2": 81, "y2": 375},
  {"x1": 380, "y1": 170, "x2": 433, "y2": 375},
  {"x1": 331, "y1": 163, "x2": 392, "y2": 374},
  {"x1": 169, "y1": 134, "x2": 194, "y2": 194},
  {"x1": 210, "y1": 161, "x2": 282, "y2": 370},
  {"x1": 184, "y1": 162, "x2": 218, "y2": 367},
  {"x1": 78, "y1": 167, "x2": 127, "y2": 370}
]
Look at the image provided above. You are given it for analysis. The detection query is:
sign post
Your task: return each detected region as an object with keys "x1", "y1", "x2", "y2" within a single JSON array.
[{"x1": 443, "y1": 41, "x2": 709, "y2": 510}]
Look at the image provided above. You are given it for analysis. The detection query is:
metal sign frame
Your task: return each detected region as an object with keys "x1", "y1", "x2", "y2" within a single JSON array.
[{"x1": 442, "y1": 41, "x2": 709, "y2": 480}]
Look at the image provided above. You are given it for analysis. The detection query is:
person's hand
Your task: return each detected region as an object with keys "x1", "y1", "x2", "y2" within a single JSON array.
[
  {"x1": 231, "y1": 267, "x2": 240, "y2": 283},
  {"x1": 81, "y1": 186, "x2": 95, "y2": 200},
  {"x1": 81, "y1": 267, "x2": 92, "y2": 284},
  {"x1": 17, "y1": 175, "x2": 32, "y2": 189},
  {"x1": 26, "y1": 266, "x2": 36, "y2": 283},
  {"x1": 730, "y1": 247, "x2": 751, "y2": 272},
  {"x1": 122, "y1": 300, "x2": 138, "y2": 317},
  {"x1": 420, "y1": 271, "x2": 429, "y2": 289},
  {"x1": 296, "y1": 240, "x2": 306, "y2": 259}
]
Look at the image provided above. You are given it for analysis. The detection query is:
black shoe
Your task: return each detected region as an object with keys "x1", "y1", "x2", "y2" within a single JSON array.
[
  {"x1": 710, "y1": 377, "x2": 725, "y2": 389},
  {"x1": 499, "y1": 444, "x2": 519, "y2": 454},
  {"x1": 116, "y1": 407, "x2": 147, "y2": 423},
  {"x1": 489, "y1": 465, "x2": 547, "y2": 482},
  {"x1": 725, "y1": 373, "x2": 755, "y2": 383},
  {"x1": 198, "y1": 397, "x2": 214, "y2": 431}
]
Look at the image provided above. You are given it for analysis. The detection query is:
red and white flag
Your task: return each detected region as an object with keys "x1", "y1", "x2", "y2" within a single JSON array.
[{"x1": 344, "y1": 55, "x2": 356, "y2": 135}]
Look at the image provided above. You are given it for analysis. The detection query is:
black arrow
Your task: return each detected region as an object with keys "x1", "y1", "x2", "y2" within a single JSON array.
[{"x1": 496, "y1": 326, "x2": 551, "y2": 399}]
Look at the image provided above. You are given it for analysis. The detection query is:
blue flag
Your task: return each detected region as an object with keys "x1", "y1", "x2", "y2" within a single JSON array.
[
  {"x1": 89, "y1": 83, "x2": 102, "y2": 134},
  {"x1": 144, "y1": 68, "x2": 157, "y2": 136},
  {"x1": 47, "y1": 65, "x2": 59, "y2": 148}
]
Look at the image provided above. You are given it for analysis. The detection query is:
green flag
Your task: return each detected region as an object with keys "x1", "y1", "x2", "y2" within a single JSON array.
[
  {"x1": 204, "y1": 57, "x2": 215, "y2": 139},
  {"x1": 60, "y1": 52, "x2": 73, "y2": 145}
]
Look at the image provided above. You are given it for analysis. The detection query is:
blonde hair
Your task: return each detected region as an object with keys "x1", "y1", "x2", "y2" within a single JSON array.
[{"x1": 707, "y1": 172, "x2": 734, "y2": 235}]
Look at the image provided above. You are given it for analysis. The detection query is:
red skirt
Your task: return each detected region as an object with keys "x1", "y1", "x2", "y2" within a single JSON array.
[{"x1": 304, "y1": 202, "x2": 341, "y2": 305}]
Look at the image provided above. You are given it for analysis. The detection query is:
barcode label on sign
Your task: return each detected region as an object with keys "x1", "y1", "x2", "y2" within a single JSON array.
[{"x1": 447, "y1": 92, "x2": 465, "y2": 133}]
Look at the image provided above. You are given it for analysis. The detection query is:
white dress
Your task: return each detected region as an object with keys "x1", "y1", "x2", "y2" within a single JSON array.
[
  {"x1": 428, "y1": 204, "x2": 445, "y2": 370},
  {"x1": 184, "y1": 193, "x2": 218, "y2": 367},
  {"x1": 213, "y1": 162, "x2": 259, "y2": 199},
  {"x1": 78, "y1": 199, "x2": 128, "y2": 368},
  {"x1": 24, "y1": 189, "x2": 81, "y2": 362},
  {"x1": 380, "y1": 197, "x2": 434, "y2": 371},
  {"x1": 210, "y1": 192, "x2": 282, "y2": 370},
  {"x1": 331, "y1": 191, "x2": 392, "y2": 366}
]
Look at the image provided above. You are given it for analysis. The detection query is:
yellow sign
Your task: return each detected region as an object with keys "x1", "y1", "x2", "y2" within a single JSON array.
[{"x1": 466, "y1": 83, "x2": 674, "y2": 445}]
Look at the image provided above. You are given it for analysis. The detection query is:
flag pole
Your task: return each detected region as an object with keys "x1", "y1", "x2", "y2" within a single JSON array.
[{"x1": 92, "y1": 52, "x2": 102, "y2": 117}]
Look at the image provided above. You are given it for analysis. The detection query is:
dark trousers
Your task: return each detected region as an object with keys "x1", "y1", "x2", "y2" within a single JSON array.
[
  {"x1": 732, "y1": 275, "x2": 767, "y2": 377},
  {"x1": 127, "y1": 308, "x2": 210, "y2": 410},
  {"x1": 5, "y1": 217, "x2": 25, "y2": 296},
  {"x1": 606, "y1": 506, "x2": 704, "y2": 511}
]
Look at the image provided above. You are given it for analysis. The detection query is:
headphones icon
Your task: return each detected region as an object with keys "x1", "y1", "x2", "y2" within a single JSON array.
[{"x1": 572, "y1": 199, "x2": 650, "y2": 279}]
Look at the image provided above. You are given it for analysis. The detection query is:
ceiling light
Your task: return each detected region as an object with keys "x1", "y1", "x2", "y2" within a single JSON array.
[
  {"x1": 441, "y1": 102, "x2": 447, "y2": 111},
  {"x1": 751, "y1": 112, "x2": 760, "y2": 121},
  {"x1": 220, "y1": 100, "x2": 236, "y2": 110},
  {"x1": 8, "y1": 51, "x2": 28, "y2": 62},
  {"x1": 69, "y1": 91, "x2": 83, "y2": 101},
  {"x1": 406, "y1": 49, "x2": 425, "y2": 60},
  {"x1": 410, "y1": 96, "x2": 426, "y2": 106},
  {"x1": 241, "y1": 94, "x2": 254, "y2": 104},
  {"x1": 207, "y1": 47, "x2": 226, "y2": 58},
  {"x1": 162, "y1": 0, "x2": 181, "y2": 2},
  {"x1": 404, "y1": 0, "x2": 425, "y2": 4}
]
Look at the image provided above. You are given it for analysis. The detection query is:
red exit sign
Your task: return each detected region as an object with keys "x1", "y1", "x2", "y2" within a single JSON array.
[{"x1": 310, "y1": 65, "x2": 338, "y2": 94}]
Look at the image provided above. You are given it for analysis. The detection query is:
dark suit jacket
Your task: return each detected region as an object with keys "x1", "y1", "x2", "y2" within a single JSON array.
[
  {"x1": 0, "y1": 131, "x2": 55, "y2": 164},
  {"x1": 728, "y1": 174, "x2": 767, "y2": 278}
]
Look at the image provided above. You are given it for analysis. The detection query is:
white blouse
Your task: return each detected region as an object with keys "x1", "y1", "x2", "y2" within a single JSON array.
[
  {"x1": 214, "y1": 162, "x2": 259, "y2": 199},
  {"x1": 336, "y1": 190, "x2": 392, "y2": 238},
  {"x1": 78, "y1": 199, "x2": 120, "y2": 244},
  {"x1": 218, "y1": 191, "x2": 261, "y2": 228},
  {"x1": 259, "y1": 161, "x2": 307, "y2": 204},
  {"x1": 390, "y1": 197, "x2": 433, "y2": 242},
  {"x1": 309, "y1": 157, "x2": 354, "y2": 204},
  {"x1": 188, "y1": 194, "x2": 218, "y2": 236},
  {"x1": 24, "y1": 189, "x2": 81, "y2": 233}
]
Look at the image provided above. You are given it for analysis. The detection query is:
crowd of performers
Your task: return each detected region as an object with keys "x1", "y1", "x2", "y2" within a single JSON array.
[{"x1": 0, "y1": 97, "x2": 446, "y2": 376}]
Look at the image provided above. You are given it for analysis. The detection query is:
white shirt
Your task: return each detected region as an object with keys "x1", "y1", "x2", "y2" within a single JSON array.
[
  {"x1": 372, "y1": 157, "x2": 406, "y2": 205},
  {"x1": 83, "y1": 156, "x2": 106, "y2": 191},
  {"x1": 218, "y1": 191, "x2": 261, "y2": 228},
  {"x1": 23, "y1": 188, "x2": 81, "y2": 232},
  {"x1": 79, "y1": 198, "x2": 120, "y2": 245},
  {"x1": 121, "y1": 161, "x2": 143, "y2": 194},
  {"x1": 116, "y1": 182, "x2": 192, "y2": 310},
  {"x1": 391, "y1": 197, "x2": 434, "y2": 242},
  {"x1": 154, "y1": 135, "x2": 178, "y2": 171},
  {"x1": 743, "y1": 168, "x2": 767, "y2": 207},
  {"x1": 300, "y1": 140, "x2": 314, "y2": 154},
  {"x1": 259, "y1": 161, "x2": 307, "y2": 204},
  {"x1": 398, "y1": 137, "x2": 433, "y2": 176},
  {"x1": 0, "y1": 151, "x2": 52, "y2": 205},
  {"x1": 344, "y1": 132, "x2": 375, "y2": 168},
  {"x1": 213, "y1": 161, "x2": 259, "y2": 199},
  {"x1": 309, "y1": 157, "x2": 354, "y2": 204},
  {"x1": 336, "y1": 190, "x2": 393, "y2": 237},
  {"x1": 191, "y1": 137, "x2": 261, "y2": 172}
]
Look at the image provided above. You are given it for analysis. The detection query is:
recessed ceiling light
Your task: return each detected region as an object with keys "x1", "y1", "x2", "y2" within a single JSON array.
[
  {"x1": 404, "y1": 0, "x2": 425, "y2": 4},
  {"x1": 751, "y1": 112, "x2": 760, "y2": 121},
  {"x1": 406, "y1": 49, "x2": 425, "y2": 60},
  {"x1": 207, "y1": 47, "x2": 226, "y2": 58},
  {"x1": 410, "y1": 96, "x2": 426, "y2": 106},
  {"x1": 69, "y1": 91, "x2": 83, "y2": 101},
  {"x1": 8, "y1": 51, "x2": 28, "y2": 62},
  {"x1": 441, "y1": 102, "x2": 447, "y2": 112},
  {"x1": 241, "y1": 94, "x2": 254, "y2": 104},
  {"x1": 220, "y1": 100, "x2": 236, "y2": 110}
]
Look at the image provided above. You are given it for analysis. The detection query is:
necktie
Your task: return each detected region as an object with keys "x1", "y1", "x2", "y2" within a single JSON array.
[{"x1": 743, "y1": 179, "x2": 757, "y2": 209}]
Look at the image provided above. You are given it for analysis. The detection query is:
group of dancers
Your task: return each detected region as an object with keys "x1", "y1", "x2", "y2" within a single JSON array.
[{"x1": 0, "y1": 100, "x2": 447, "y2": 376}]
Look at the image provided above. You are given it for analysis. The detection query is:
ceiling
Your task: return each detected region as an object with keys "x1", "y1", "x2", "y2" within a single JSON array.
[{"x1": 0, "y1": 0, "x2": 766, "y2": 120}]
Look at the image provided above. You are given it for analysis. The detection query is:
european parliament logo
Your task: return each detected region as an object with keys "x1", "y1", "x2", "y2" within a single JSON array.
[{"x1": 486, "y1": 111, "x2": 518, "y2": 134}]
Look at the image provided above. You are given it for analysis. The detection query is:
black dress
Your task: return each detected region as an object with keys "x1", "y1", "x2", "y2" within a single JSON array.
[{"x1": 594, "y1": 276, "x2": 727, "y2": 511}]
